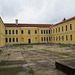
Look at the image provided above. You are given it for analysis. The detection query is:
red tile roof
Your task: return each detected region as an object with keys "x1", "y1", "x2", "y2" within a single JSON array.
[
  {"x1": 4, "y1": 23, "x2": 52, "y2": 27},
  {"x1": 53, "y1": 16, "x2": 75, "y2": 27}
]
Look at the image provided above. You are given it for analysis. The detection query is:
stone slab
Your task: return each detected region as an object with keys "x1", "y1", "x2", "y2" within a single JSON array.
[{"x1": 55, "y1": 59, "x2": 75, "y2": 75}]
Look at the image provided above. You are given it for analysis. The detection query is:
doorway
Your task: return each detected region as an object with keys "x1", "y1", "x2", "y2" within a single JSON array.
[{"x1": 28, "y1": 39, "x2": 31, "y2": 43}]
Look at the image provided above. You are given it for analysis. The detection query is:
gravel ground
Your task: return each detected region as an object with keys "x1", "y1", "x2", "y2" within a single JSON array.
[{"x1": 0, "y1": 44, "x2": 75, "y2": 75}]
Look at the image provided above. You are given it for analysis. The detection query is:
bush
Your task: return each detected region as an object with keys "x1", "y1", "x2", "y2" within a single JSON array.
[{"x1": 28, "y1": 68, "x2": 34, "y2": 75}]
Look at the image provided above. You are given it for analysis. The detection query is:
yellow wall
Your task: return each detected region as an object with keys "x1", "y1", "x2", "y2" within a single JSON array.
[
  {"x1": 0, "y1": 17, "x2": 75, "y2": 47},
  {"x1": 0, "y1": 18, "x2": 5, "y2": 47},
  {"x1": 50, "y1": 19, "x2": 75, "y2": 44},
  {"x1": 5, "y1": 27, "x2": 50, "y2": 45}
]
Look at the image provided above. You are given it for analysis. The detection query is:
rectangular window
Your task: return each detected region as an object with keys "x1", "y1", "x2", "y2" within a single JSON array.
[
  {"x1": 49, "y1": 30, "x2": 50, "y2": 34},
  {"x1": 44, "y1": 30, "x2": 45, "y2": 34},
  {"x1": 44, "y1": 37, "x2": 45, "y2": 41},
  {"x1": 56, "y1": 28, "x2": 57, "y2": 33},
  {"x1": 41, "y1": 30, "x2": 43, "y2": 34},
  {"x1": 70, "y1": 35, "x2": 72, "y2": 41},
  {"x1": 5, "y1": 30, "x2": 7, "y2": 34},
  {"x1": 12, "y1": 30, "x2": 14, "y2": 34},
  {"x1": 62, "y1": 36, "x2": 64, "y2": 41},
  {"x1": 58, "y1": 27, "x2": 60, "y2": 32},
  {"x1": 59, "y1": 36, "x2": 60, "y2": 41},
  {"x1": 41, "y1": 37, "x2": 43, "y2": 41},
  {"x1": 21, "y1": 30, "x2": 24, "y2": 34},
  {"x1": 66, "y1": 35, "x2": 68, "y2": 41},
  {"x1": 62, "y1": 26, "x2": 63, "y2": 32},
  {"x1": 9, "y1": 38, "x2": 11, "y2": 42},
  {"x1": 70, "y1": 24, "x2": 72, "y2": 30},
  {"x1": 35, "y1": 30, "x2": 37, "y2": 34},
  {"x1": 56, "y1": 36, "x2": 58, "y2": 41},
  {"x1": 9, "y1": 30, "x2": 11, "y2": 34},
  {"x1": 13, "y1": 38, "x2": 15, "y2": 42},
  {"x1": 65, "y1": 25, "x2": 67, "y2": 31},
  {"x1": 28, "y1": 30, "x2": 31, "y2": 34},
  {"x1": 5, "y1": 38, "x2": 8, "y2": 42},
  {"x1": 49, "y1": 37, "x2": 50, "y2": 41},
  {"x1": 47, "y1": 37, "x2": 48, "y2": 41},
  {"x1": 46, "y1": 30, "x2": 48, "y2": 34},
  {"x1": 16, "y1": 38, "x2": 18, "y2": 42},
  {"x1": 16, "y1": 30, "x2": 18, "y2": 34}
]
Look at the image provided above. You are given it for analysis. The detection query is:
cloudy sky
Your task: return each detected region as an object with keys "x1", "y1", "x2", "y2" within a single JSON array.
[{"x1": 0, "y1": 0, "x2": 75, "y2": 24}]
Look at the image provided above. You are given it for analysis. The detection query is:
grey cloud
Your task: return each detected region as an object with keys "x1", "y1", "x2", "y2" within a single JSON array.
[{"x1": 0, "y1": 0, "x2": 75, "y2": 24}]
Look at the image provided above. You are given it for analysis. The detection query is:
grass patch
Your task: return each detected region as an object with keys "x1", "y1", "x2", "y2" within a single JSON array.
[
  {"x1": 25, "y1": 45, "x2": 33, "y2": 48},
  {"x1": 42, "y1": 49, "x2": 75, "y2": 57},
  {"x1": 28, "y1": 68, "x2": 34, "y2": 75},
  {"x1": 58, "y1": 44, "x2": 71, "y2": 47}
]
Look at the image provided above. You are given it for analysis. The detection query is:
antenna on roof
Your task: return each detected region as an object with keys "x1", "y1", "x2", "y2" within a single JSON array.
[{"x1": 15, "y1": 19, "x2": 18, "y2": 25}]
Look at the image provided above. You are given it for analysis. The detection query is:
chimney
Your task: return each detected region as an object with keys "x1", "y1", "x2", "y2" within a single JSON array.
[{"x1": 15, "y1": 19, "x2": 18, "y2": 25}]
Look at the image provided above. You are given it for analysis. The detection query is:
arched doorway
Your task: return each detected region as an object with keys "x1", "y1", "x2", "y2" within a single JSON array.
[{"x1": 28, "y1": 39, "x2": 31, "y2": 43}]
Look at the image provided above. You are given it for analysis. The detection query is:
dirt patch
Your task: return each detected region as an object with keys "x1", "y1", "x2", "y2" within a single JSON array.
[{"x1": 0, "y1": 44, "x2": 75, "y2": 75}]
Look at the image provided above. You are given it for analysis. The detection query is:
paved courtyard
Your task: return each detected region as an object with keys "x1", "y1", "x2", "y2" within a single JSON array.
[{"x1": 0, "y1": 44, "x2": 75, "y2": 75}]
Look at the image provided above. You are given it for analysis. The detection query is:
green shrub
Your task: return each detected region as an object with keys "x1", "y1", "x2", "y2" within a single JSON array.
[{"x1": 28, "y1": 68, "x2": 34, "y2": 75}]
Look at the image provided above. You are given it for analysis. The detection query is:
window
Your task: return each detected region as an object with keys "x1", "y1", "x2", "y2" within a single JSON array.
[
  {"x1": 70, "y1": 35, "x2": 72, "y2": 41},
  {"x1": 56, "y1": 36, "x2": 58, "y2": 41},
  {"x1": 41, "y1": 37, "x2": 43, "y2": 41},
  {"x1": 5, "y1": 38, "x2": 8, "y2": 42},
  {"x1": 66, "y1": 35, "x2": 68, "y2": 41},
  {"x1": 9, "y1": 38, "x2": 11, "y2": 42},
  {"x1": 47, "y1": 37, "x2": 48, "y2": 41},
  {"x1": 12, "y1": 30, "x2": 14, "y2": 34},
  {"x1": 35, "y1": 37, "x2": 37, "y2": 41},
  {"x1": 44, "y1": 37, "x2": 45, "y2": 41},
  {"x1": 49, "y1": 30, "x2": 50, "y2": 34},
  {"x1": 56, "y1": 28, "x2": 57, "y2": 33},
  {"x1": 13, "y1": 38, "x2": 15, "y2": 42},
  {"x1": 65, "y1": 25, "x2": 67, "y2": 31},
  {"x1": 46, "y1": 30, "x2": 48, "y2": 34},
  {"x1": 41, "y1": 30, "x2": 43, "y2": 34},
  {"x1": 35, "y1": 30, "x2": 37, "y2": 34},
  {"x1": 28, "y1": 30, "x2": 31, "y2": 34},
  {"x1": 62, "y1": 36, "x2": 64, "y2": 41},
  {"x1": 9, "y1": 30, "x2": 11, "y2": 34},
  {"x1": 58, "y1": 27, "x2": 60, "y2": 32},
  {"x1": 59, "y1": 36, "x2": 60, "y2": 41},
  {"x1": 44, "y1": 30, "x2": 45, "y2": 34},
  {"x1": 16, "y1": 38, "x2": 18, "y2": 42},
  {"x1": 62, "y1": 26, "x2": 63, "y2": 32},
  {"x1": 49, "y1": 37, "x2": 50, "y2": 41},
  {"x1": 70, "y1": 24, "x2": 72, "y2": 30},
  {"x1": 5, "y1": 30, "x2": 7, "y2": 34},
  {"x1": 21, "y1": 30, "x2": 24, "y2": 34},
  {"x1": 16, "y1": 30, "x2": 18, "y2": 34}
]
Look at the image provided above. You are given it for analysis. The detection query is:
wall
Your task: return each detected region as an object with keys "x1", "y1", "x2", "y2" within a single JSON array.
[
  {"x1": 50, "y1": 19, "x2": 75, "y2": 44},
  {"x1": 0, "y1": 18, "x2": 5, "y2": 47}
]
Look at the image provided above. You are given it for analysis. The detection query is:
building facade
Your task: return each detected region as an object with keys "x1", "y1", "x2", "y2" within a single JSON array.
[{"x1": 0, "y1": 17, "x2": 75, "y2": 47}]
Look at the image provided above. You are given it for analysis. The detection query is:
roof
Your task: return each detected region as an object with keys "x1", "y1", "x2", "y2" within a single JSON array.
[
  {"x1": 4, "y1": 23, "x2": 52, "y2": 27},
  {"x1": 53, "y1": 16, "x2": 75, "y2": 27}
]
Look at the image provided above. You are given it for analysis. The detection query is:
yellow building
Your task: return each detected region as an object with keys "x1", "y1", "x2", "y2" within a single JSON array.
[
  {"x1": 0, "y1": 17, "x2": 75, "y2": 47},
  {"x1": 50, "y1": 17, "x2": 75, "y2": 44},
  {"x1": 0, "y1": 17, "x2": 5, "y2": 47}
]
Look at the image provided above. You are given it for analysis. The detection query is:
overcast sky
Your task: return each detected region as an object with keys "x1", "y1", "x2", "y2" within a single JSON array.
[{"x1": 0, "y1": 0, "x2": 75, "y2": 24}]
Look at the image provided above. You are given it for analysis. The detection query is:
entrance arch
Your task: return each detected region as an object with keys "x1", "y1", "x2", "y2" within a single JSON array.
[{"x1": 28, "y1": 39, "x2": 31, "y2": 43}]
